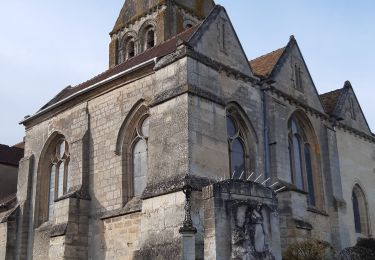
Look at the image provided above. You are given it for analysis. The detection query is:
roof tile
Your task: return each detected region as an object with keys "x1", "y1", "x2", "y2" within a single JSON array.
[
  {"x1": 249, "y1": 47, "x2": 285, "y2": 78},
  {"x1": 319, "y1": 88, "x2": 343, "y2": 115},
  {"x1": 0, "y1": 144, "x2": 24, "y2": 167}
]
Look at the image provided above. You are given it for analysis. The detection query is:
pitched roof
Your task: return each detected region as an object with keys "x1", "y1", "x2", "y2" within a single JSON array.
[
  {"x1": 0, "y1": 144, "x2": 24, "y2": 167},
  {"x1": 249, "y1": 47, "x2": 285, "y2": 78},
  {"x1": 40, "y1": 25, "x2": 199, "y2": 110},
  {"x1": 319, "y1": 88, "x2": 344, "y2": 115},
  {"x1": 12, "y1": 141, "x2": 25, "y2": 149}
]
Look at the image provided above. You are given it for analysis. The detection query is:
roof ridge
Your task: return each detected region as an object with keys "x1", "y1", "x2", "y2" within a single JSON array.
[
  {"x1": 319, "y1": 88, "x2": 343, "y2": 97},
  {"x1": 249, "y1": 47, "x2": 286, "y2": 63},
  {"x1": 69, "y1": 23, "x2": 201, "y2": 89},
  {"x1": 72, "y1": 24, "x2": 200, "y2": 90}
]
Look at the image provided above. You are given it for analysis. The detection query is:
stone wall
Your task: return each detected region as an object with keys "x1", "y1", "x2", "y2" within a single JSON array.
[
  {"x1": 0, "y1": 217, "x2": 17, "y2": 260},
  {"x1": 336, "y1": 129, "x2": 375, "y2": 247},
  {"x1": 102, "y1": 212, "x2": 142, "y2": 259}
]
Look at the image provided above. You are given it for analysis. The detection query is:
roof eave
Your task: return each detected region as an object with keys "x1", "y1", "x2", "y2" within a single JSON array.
[{"x1": 20, "y1": 58, "x2": 157, "y2": 126}]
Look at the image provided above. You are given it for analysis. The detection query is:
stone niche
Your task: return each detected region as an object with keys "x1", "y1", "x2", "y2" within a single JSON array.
[{"x1": 203, "y1": 180, "x2": 281, "y2": 260}]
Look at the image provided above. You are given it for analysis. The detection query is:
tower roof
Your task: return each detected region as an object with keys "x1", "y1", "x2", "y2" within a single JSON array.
[{"x1": 111, "y1": 0, "x2": 215, "y2": 35}]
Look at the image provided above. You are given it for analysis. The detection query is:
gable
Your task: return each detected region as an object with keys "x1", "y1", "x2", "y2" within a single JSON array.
[
  {"x1": 188, "y1": 6, "x2": 253, "y2": 77},
  {"x1": 336, "y1": 83, "x2": 371, "y2": 134},
  {"x1": 269, "y1": 37, "x2": 325, "y2": 113}
]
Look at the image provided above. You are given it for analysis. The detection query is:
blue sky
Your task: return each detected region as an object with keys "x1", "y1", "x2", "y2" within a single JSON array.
[{"x1": 0, "y1": 0, "x2": 374, "y2": 145}]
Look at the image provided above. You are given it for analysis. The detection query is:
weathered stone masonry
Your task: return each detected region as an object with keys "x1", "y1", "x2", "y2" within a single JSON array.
[{"x1": 1, "y1": 1, "x2": 374, "y2": 259}]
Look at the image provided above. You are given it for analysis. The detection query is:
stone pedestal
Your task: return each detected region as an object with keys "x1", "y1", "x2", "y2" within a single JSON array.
[{"x1": 180, "y1": 227, "x2": 197, "y2": 260}]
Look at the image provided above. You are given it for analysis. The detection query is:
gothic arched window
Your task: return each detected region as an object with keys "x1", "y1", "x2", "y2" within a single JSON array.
[
  {"x1": 226, "y1": 104, "x2": 257, "y2": 180},
  {"x1": 288, "y1": 113, "x2": 321, "y2": 207},
  {"x1": 116, "y1": 102, "x2": 150, "y2": 205},
  {"x1": 48, "y1": 138, "x2": 70, "y2": 220},
  {"x1": 227, "y1": 115, "x2": 246, "y2": 179},
  {"x1": 132, "y1": 116, "x2": 149, "y2": 196},
  {"x1": 37, "y1": 134, "x2": 71, "y2": 225},
  {"x1": 352, "y1": 185, "x2": 370, "y2": 235}
]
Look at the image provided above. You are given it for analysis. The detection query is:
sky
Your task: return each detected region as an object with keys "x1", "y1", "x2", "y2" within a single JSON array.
[{"x1": 0, "y1": 0, "x2": 374, "y2": 146}]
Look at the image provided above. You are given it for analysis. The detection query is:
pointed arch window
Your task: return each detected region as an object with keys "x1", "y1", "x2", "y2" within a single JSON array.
[
  {"x1": 132, "y1": 116, "x2": 149, "y2": 197},
  {"x1": 226, "y1": 105, "x2": 257, "y2": 180},
  {"x1": 227, "y1": 116, "x2": 246, "y2": 179},
  {"x1": 47, "y1": 139, "x2": 70, "y2": 220},
  {"x1": 288, "y1": 114, "x2": 321, "y2": 207},
  {"x1": 117, "y1": 103, "x2": 150, "y2": 205},
  {"x1": 352, "y1": 185, "x2": 370, "y2": 235}
]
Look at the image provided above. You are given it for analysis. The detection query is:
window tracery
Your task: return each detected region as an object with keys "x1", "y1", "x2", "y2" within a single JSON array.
[
  {"x1": 288, "y1": 113, "x2": 321, "y2": 207},
  {"x1": 226, "y1": 104, "x2": 257, "y2": 180},
  {"x1": 48, "y1": 139, "x2": 70, "y2": 220},
  {"x1": 117, "y1": 102, "x2": 150, "y2": 205},
  {"x1": 227, "y1": 115, "x2": 246, "y2": 179},
  {"x1": 132, "y1": 116, "x2": 149, "y2": 197}
]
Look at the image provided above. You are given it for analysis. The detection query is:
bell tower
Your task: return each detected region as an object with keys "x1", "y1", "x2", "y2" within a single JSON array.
[{"x1": 108, "y1": 0, "x2": 215, "y2": 68}]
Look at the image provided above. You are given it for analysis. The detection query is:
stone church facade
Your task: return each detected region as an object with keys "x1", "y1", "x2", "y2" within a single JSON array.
[{"x1": 1, "y1": 0, "x2": 374, "y2": 259}]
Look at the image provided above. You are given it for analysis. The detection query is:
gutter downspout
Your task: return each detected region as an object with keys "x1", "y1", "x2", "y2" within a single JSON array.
[{"x1": 262, "y1": 84, "x2": 272, "y2": 179}]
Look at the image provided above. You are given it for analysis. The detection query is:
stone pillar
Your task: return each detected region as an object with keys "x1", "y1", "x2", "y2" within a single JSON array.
[{"x1": 180, "y1": 227, "x2": 197, "y2": 260}]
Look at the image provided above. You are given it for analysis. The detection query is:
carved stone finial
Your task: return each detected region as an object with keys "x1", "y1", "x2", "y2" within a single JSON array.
[{"x1": 344, "y1": 80, "x2": 352, "y2": 88}]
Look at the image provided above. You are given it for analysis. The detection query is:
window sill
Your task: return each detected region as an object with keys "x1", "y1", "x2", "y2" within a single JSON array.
[
  {"x1": 100, "y1": 197, "x2": 142, "y2": 221},
  {"x1": 54, "y1": 189, "x2": 91, "y2": 202},
  {"x1": 307, "y1": 206, "x2": 328, "y2": 216},
  {"x1": 276, "y1": 179, "x2": 308, "y2": 195}
]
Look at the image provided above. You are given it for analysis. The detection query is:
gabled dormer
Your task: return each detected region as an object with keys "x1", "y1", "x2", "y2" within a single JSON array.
[
  {"x1": 250, "y1": 36, "x2": 325, "y2": 113},
  {"x1": 109, "y1": 0, "x2": 215, "y2": 68},
  {"x1": 320, "y1": 81, "x2": 372, "y2": 134}
]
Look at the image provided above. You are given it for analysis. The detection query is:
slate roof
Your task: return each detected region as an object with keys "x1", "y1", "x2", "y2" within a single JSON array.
[
  {"x1": 249, "y1": 47, "x2": 285, "y2": 78},
  {"x1": 0, "y1": 144, "x2": 24, "y2": 167},
  {"x1": 319, "y1": 88, "x2": 344, "y2": 115},
  {"x1": 40, "y1": 25, "x2": 199, "y2": 110}
]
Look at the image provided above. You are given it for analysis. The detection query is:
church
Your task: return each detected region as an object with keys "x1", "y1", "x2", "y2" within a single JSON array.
[{"x1": 1, "y1": 0, "x2": 374, "y2": 259}]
